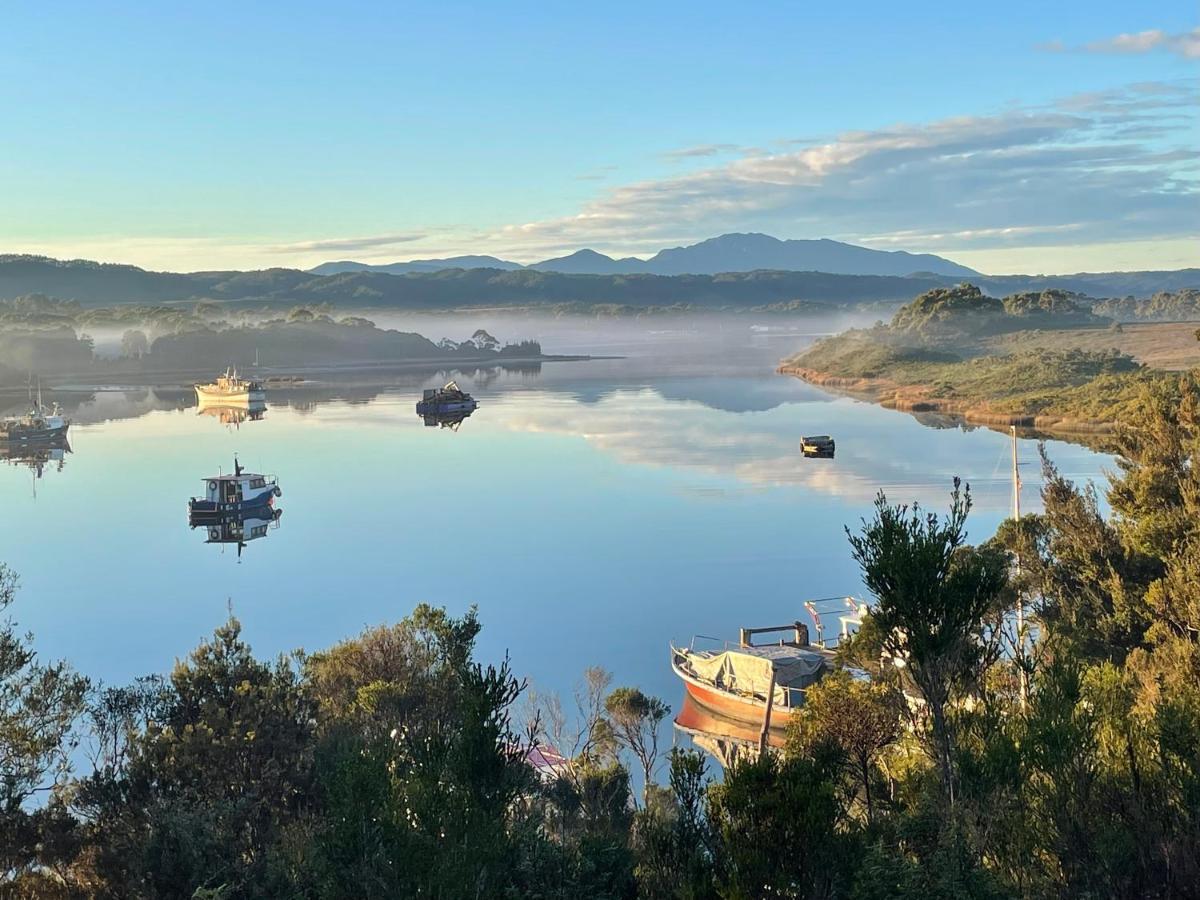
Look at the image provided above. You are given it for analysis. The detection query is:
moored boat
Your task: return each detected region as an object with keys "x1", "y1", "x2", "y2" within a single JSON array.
[
  {"x1": 416, "y1": 381, "x2": 478, "y2": 416},
  {"x1": 801, "y1": 434, "x2": 835, "y2": 457},
  {"x1": 194, "y1": 368, "x2": 266, "y2": 406},
  {"x1": 671, "y1": 598, "x2": 865, "y2": 748},
  {"x1": 187, "y1": 458, "x2": 281, "y2": 522},
  {"x1": 0, "y1": 402, "x2": 70, "y2": 444}
]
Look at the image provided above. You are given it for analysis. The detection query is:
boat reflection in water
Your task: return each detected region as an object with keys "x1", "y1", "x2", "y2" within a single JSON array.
[
  {"x1": 191, "y1": 507, "x2": 283, "y2": 558},
  {"x1": 1, "y1": 436, "x2": 71, "y2": 479},
  {"x1": 673, "y1": 693, "x2": 775, "y2": 769},
  {"x1": 187, "y1": 458, "x2": 283, "y2": 557},
  {"x1": 421, "y1": 408, "x2": 476, "y2": 431},
  {"x1": 197, "y1": 397, "x2": 267, "y2": 428}
]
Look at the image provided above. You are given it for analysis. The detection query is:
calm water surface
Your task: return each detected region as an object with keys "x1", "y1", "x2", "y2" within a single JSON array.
[{"x1": 1, "y1": 318, "x2": 1112, "y2": 727}]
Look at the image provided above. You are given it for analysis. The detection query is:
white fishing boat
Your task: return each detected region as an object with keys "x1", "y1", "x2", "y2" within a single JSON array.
[{"x1": 194, "y1": 368, "x2": 266, "y2": 406}]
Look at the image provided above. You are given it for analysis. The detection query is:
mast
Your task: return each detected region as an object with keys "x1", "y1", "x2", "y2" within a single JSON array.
[{"x1": 1011, "y1": 426, "x2": 1027, "y2": 708}]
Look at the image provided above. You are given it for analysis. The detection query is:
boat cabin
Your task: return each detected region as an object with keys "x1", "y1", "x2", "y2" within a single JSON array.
[{"x1": 200, "y1": 470, "x2": 275, "y2": 505}]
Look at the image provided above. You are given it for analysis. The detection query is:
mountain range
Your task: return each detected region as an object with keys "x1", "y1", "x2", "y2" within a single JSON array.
[
  {"x1": 2, "y1": 253, "x2": 1196, "y2": 311},
  {"x1": 310, "y1": 233, "x2": 981, "y2": 279}
]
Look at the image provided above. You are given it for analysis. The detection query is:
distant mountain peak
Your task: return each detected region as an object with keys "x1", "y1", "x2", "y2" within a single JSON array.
[{"x1": 309, "y1": 232, "x2": 978, "y2": 278}]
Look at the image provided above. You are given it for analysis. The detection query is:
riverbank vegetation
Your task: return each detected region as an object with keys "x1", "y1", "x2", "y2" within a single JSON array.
[
  {"x1": 3, "y1": 374, "x2": 1198, "y2": 897},
  {"x1": 783, "y1": 284, "x2": 1200, "y2": 437}
]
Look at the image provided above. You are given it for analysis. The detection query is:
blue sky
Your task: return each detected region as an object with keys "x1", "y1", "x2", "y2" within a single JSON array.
[{"x1": 2, "y1": 1, "x2": 1196, "y2": 272}]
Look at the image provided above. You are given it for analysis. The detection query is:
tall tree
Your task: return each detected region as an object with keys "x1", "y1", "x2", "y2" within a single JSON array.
[
  {"x1": 603, "y1": 687, "x2": 669, "y2": 807},
  {"x1": 847, "y1": 480, "x2": 1009, "y2": 805}
]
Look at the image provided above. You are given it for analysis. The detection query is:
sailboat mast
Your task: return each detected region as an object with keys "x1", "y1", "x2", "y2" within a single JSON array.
[{"x1": 1010, "y1": 425, "x2": 1027, "y2": 708}]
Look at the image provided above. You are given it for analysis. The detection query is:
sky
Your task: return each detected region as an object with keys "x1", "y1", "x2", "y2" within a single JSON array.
[{"x1": 1, "y1": 0, "x2": 1196, "y2": 274}]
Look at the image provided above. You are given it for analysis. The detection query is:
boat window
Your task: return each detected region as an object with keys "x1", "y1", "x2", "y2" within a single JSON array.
[{"x1": 250, "y1": 477, "x2": 265, "y2": 489}]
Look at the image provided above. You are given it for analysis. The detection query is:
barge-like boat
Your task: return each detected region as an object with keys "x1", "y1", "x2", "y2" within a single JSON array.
[
  {"x1": 801, "y1": 434, "x2": 835, "y2": 457},
  {"x1": 416, "y1": 381, "x2": 478, "y2": 416}
]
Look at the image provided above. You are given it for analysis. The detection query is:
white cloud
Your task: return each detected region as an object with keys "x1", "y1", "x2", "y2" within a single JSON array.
[
  {"x1": 1081, "y1": 28, "x2": 1200, "y2": 59},
  {"x1": 10, "y1": 82, "x2": 1196, "y2": 274},
  {"x1": 266, "y1": 234, "x2": 426, "y2": 254},
  {"x1": 474, "y1": 81, "x2": 1198, "y2": 265}
]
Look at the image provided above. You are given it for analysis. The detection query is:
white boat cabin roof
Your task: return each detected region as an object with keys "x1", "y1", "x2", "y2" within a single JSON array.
[{"x1": 204, "y1": 472, "x2": 266, "y2": 482}]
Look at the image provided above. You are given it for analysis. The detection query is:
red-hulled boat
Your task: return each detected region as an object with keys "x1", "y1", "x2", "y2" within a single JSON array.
[{"x1": 670, "y1": 598, "x2": 865, "y2": 748}]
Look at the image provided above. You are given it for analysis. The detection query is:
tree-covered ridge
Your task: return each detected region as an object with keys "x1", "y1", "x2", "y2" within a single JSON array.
[
  {"x1": 4, "y1": 376, "x2": 1200, "y2": 897},
  {"x1": 1093, "y1": 289, "x2": 1200, "y2": 322},
  {"x1": 0, "y1": 296, "x2": 543, "y2": 384},
  {"x1": 889, "y1": 283, "x2": 1103, "y2": 337},
  {"x1": 2, "y1": 253, "x2": 1197, "y2": 312}
]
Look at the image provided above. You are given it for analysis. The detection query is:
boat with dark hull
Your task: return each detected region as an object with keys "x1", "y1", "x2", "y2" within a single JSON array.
[
  {"x1": 801, "y1": 434, "x2": 835, "y2": 458},
  {"x1": 0, "y1": 403, "x2": 70, "y2": 445},
  {"x1": 416, "y1": 381, "x2": 478, "y2": 417},
  {"x1": 187, "y1": 458, "x2": 281, "y2": 522}
]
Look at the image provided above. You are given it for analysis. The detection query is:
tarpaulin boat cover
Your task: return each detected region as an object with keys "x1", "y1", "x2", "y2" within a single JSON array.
[{"x1": 685, "y1": 645, "x2": 827, "y2": 705}]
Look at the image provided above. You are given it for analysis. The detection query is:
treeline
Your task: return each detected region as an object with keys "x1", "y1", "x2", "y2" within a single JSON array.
[
  {"x1": 4, "y1": 254, "x2": 1196, "y2": 312},
  {"x1": 0, "y1": 297, "x2": 542, "y2": 380},
  {"x1": 889, "y1": 283, "x2": 1104, "y2": 338},
  {"x1": 4, "y1": 375, "x2": 1199, "y2": 898},
  {"x1": 1093, "y1": 289, "x2": 1200, "y2": 322}
]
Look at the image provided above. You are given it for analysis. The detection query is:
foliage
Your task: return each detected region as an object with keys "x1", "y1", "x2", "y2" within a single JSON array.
[
  {"x1": 1094, "y1": 289, "x2": 1200, "y2": 322},
  {"x1": 0, "y1": 565, "x2": 88, "y2": 889},
  {"x1": 847, "y1": 481, "x2": 1009, "y2": 804}
]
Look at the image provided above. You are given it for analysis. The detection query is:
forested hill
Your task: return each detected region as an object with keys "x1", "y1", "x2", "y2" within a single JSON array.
[{"x1": 0, "y1": 254, "x2": 1196, "y2": 310}]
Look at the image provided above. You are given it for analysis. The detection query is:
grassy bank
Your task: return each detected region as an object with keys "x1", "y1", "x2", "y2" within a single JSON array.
[{"x1": 780, "y1": 286, "x2": 1200, "y2": 441}]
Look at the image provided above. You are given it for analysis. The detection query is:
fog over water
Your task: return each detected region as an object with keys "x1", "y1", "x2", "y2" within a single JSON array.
[{"x1": 1, "y1": 314, "x2": 1111, "y2": 750}]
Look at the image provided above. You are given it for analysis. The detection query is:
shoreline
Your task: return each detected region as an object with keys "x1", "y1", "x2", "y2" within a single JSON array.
[{"x1": 777, "y1": 363, "x2": 1116, "y2": 439}]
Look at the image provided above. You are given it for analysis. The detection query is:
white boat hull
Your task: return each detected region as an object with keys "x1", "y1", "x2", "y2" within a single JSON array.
[{"x1": 195, "y1": 385, "x2": 266, "y2": 405}]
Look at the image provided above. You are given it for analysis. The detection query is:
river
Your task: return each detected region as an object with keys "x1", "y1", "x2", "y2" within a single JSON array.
[{"x1": 1, "y1": 314, "x2": 1111, "y2": 751}]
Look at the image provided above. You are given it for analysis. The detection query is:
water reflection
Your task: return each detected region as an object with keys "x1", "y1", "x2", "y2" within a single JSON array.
[
  {"x1": 197, "y1": 399, "x2": 267, "y2": 428},
  {"x1": 0, "y1": 437, "x2": 70, "y2": 479},
  {"x1": 190, "y1": 508, "x2": 284, "y2": 558},
  {"x1": 673, "y1": 694, "x2": 772, "y2": 769},
  {"x1": 422, "y1": 409, "x2": 476, "y2": 430}
]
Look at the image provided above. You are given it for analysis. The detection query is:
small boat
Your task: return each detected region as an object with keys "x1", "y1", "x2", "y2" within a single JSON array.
[
  {"x1": 671, "y1": 598, "x2": 865, "y2": 747},
  {"x1": 416, "y1": 381, "x2": 478, "y2": 416},
  {"x1": 0, "y1": 402, "x2": 70, "y2": 445},
  {"x1": 187, "y1": 458, "x2": 281, "y2": 522},
  {"x1": 801, "y1": 434, "x2": 835, "y2": 457},
  {"x1": 194, "y1": 368, "x2": 266, "y2": 406}
]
